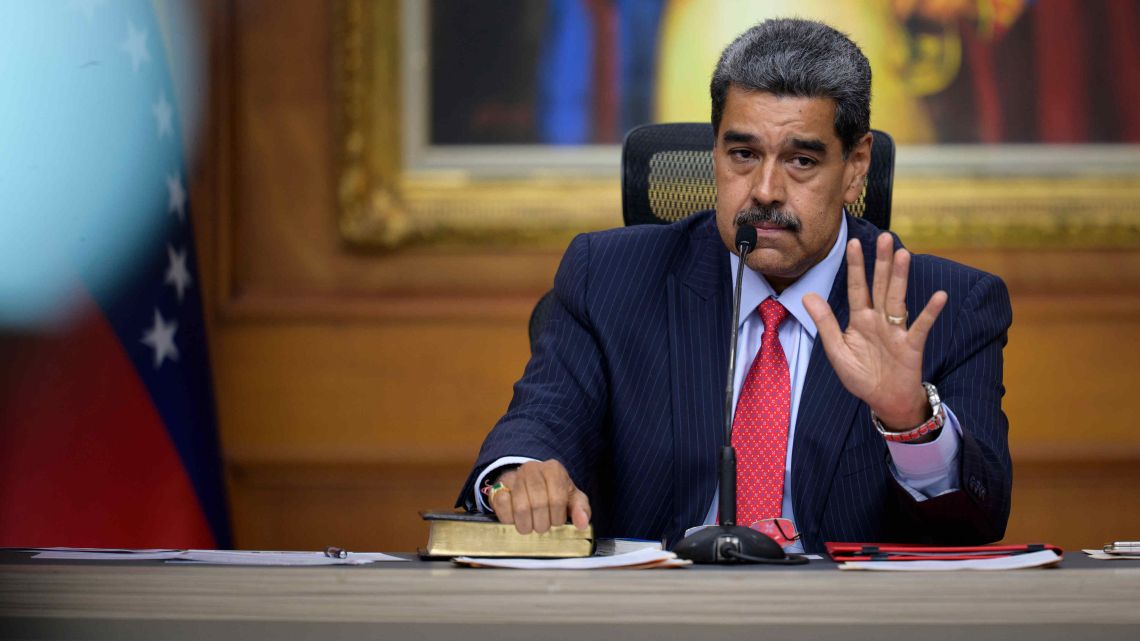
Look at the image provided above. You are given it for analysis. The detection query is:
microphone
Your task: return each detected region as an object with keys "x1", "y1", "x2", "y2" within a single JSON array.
[
  {"x1": 672, "y1": 225, "x2": 807, "y2": 565},
  {"x1": 719, "y1": 225, "x2": 757, "y2": 528}
]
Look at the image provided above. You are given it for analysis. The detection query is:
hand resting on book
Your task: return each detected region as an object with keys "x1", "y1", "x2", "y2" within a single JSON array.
[{"x1": 492, "y1": 460, "x2": 592, "y2": 535}]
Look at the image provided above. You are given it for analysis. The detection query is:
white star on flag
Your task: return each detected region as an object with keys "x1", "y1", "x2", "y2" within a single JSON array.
[
  {"x1": 164, "y1": 245, "x2": 193, "y2": 302},
  {"x1": 166, "y1": 172, "x2": 186, "y2": 220},
  {"x1": 141, "y1": 309, "x2": 179, "y2": 369},
  {"x1": 120, "y1": 20, "x2": 150, "y2": 73},
  {"x1": 153, "y1": 93, "x2": 173, "y2": 139}
]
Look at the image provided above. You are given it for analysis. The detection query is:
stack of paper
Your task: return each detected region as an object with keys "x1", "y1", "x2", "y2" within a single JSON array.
[
  {"x1": 838, "y1": 549, "x2": 1062, "y2": 571},
  {"x1": 173, "y1": 550, "x2": 406, "y2": 565},
  {"x1": 453, "y1": 547, "x2": 690, "y2": 569}
]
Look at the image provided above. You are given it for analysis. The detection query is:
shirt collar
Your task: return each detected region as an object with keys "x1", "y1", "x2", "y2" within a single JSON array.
[{"x1": 729, "y1": 213, "x2": 848, "y2": 339}]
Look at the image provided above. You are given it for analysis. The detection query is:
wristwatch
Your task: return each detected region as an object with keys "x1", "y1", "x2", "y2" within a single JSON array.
[{"x1": 871, "y1": 382, "x2": 944, "y2": 443}]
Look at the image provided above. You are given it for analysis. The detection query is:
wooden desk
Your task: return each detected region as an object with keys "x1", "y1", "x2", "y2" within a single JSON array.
[{"x1": 2, "y1": 555, "x2": 1138, "y2": 640}]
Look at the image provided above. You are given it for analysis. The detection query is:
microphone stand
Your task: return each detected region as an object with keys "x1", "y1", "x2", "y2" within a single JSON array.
[{"x1": 673, "y1": 226, "x2": 808, "y2": 565}]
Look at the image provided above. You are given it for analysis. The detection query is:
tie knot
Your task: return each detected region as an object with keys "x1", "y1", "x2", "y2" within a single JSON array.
[{"x1": 758, "y1": 298, "x2": 788, "y2": 333}]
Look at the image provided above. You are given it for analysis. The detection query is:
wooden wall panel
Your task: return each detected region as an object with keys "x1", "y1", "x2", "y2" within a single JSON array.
[
  {"x1": 1004, "y1": 460, "x2": 1140, "y2": 551},
  {"x1": 197, "y1": 0, "x2": 1140, "y2": 554},
  {"x1": 1004, "y1": 297, "x2": 1140, "y2": 457},
  {"x1": 228, "y1": 461, "x2": 470, "y2": 552},
  {"x1": 214, "y1": 322, "x2": 528, "y2": 463}
]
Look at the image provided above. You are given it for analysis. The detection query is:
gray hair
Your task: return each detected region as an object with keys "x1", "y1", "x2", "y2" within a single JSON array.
[{"x1": 710, "y1": 18, "x2": 871, "y2": 156}]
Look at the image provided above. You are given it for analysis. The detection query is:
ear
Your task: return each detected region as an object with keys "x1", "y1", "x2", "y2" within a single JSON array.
[{"x1": 842, "y1": 132, "x2": 873, "y2": 204}]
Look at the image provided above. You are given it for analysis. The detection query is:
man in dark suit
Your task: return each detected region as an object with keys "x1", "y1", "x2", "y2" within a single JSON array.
[{"x1": 457, "y1": 18, "x2": 1011, "y2": 553}]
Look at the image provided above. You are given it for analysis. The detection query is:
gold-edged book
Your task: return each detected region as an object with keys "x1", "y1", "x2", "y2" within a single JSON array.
[{"x1": 419, "y1": 510, "x2": 594, "y2": 558}]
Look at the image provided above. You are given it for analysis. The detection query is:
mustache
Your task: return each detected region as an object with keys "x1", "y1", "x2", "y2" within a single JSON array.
[{"x1": 734, "y1": 206, "x2": 802, "y2": 232}]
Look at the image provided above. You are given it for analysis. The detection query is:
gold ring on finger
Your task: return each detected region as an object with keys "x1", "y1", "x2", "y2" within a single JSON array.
[
  {"x1": 488, "y1": 482, "x2": 510, "y2": 503},
  {"x1": 886, "y1": 312, "x2": 907, "y2": 326}
]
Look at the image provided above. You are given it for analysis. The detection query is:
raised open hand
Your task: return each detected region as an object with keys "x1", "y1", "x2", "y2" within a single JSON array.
[{"x1": 802, "y1": 232, "x2": 947, "y2": 431}]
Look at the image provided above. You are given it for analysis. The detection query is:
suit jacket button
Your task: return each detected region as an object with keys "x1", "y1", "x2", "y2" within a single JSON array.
[{"x1": 968, "y1": 476, "x2": 986, "y2": 500}]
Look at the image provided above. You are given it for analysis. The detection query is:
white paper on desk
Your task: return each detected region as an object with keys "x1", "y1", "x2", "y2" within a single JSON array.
[
  {"x1": 839, "y1": 549, "x2": 1061, "y2": 571},
  {"x1": 30, "y1": 548, "x2": 406, "y2": 565},
  {"x1": 1082, "y1": 549, "x2": 1140, "y2": 560},
  {"x1": 454, "y1": 547, "x2": 690, "y2": 569},
  {"x1": 172, "y1": 550, "x2": 407, "y2": 565},
  {"x1": 32, "y1": 548, "x2": 184, "y2": 560}
]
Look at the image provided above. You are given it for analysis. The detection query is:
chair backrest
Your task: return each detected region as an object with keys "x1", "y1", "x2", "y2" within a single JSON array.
[{"x1": 620, "y1": 123, "x2": 895, "y2": 230}]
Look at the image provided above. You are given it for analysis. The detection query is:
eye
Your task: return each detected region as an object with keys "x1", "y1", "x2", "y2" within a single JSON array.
[
  {"x1": 728, "y1": 148, "x2": 756, "y2": 162},
  {"x1": 789, "y1": 155, "x2": 817, "y2": 169}
]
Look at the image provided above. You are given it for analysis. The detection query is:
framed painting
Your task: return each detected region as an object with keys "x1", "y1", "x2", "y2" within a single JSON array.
[{"x1": 337, "y1": 0, "x2": 1140, "y2": 249}]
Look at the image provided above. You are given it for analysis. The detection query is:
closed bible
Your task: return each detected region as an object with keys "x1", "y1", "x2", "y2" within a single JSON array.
[{"x1": 419, "y1": 510, "x2": 594, "y2": 558}]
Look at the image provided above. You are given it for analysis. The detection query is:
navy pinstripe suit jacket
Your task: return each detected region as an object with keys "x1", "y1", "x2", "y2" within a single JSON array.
[{"x1": 458, "y1": 211, "x2": 1012, "y2": 553}]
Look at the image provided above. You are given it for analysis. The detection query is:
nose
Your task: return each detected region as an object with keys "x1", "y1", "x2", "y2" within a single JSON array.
[{"x1": 749, "y1": 159, "x2": 786, "y2": 207}]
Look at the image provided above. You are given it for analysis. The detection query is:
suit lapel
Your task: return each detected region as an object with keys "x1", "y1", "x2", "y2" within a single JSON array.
[
  {"x1": 666, "y1": 215, "x2": 730, "y2": 540},
  {"x1": 790, "y1": 217, "x2": 879, "y2": 547}
]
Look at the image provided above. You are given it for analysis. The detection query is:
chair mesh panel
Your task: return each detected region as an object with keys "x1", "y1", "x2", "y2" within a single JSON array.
[
  {"x1": 647, "y1": 150, "x2": 716, "y2": 222},
  {"x1": 847, "y1": 178, "x2": 868, "y2": 219}
]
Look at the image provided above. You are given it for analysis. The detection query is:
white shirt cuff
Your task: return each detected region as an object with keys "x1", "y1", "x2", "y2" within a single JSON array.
[
  {"x1": 473, "y1": 456, "x2": 538, "y2": 512},
  {"x1": 886, "y1": 404, "x2": 962, "y2": 501}
]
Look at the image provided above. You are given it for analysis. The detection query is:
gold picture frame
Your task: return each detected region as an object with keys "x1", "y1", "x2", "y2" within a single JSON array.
[
  {"x1": 335, "y1": 0, "x2": 619, "y2": 251},
  {"x1": 336, "y1": 0, "x2": 1140, "y2": 251}
]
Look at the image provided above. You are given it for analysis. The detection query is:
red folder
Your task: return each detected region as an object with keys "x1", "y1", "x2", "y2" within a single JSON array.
[{"x1": 825, "y1": 542, "x2": 1064, "y2": 562}]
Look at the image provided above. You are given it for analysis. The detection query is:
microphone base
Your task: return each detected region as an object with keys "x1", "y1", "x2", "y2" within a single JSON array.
[{"x1": 672, "y1": 525, "x2": 794, "y2": 565}]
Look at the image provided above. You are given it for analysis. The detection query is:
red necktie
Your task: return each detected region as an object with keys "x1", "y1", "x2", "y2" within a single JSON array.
[{"x1": 730, "y1": 298, "x2": 791, "y2": 527}]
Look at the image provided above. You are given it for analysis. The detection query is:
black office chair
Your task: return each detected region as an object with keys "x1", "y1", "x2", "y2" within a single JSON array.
[{"x1": 528, "y1": 123, "x2": 896, "y2": 347}]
